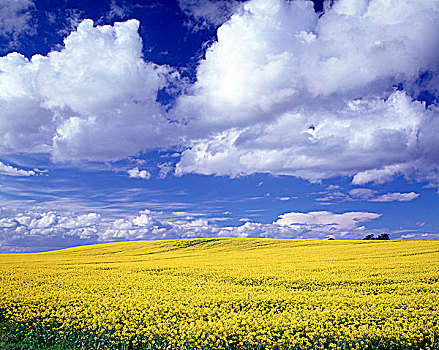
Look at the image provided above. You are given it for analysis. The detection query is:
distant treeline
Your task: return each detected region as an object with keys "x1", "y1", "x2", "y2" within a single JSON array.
[{"x1": 363, "y1": 233, "x2": 390, "y2": 240}]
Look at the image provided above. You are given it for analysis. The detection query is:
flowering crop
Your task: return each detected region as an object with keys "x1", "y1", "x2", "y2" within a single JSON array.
[{"x1": 0, "y1": 238, "x2": 438, "y2": 349}]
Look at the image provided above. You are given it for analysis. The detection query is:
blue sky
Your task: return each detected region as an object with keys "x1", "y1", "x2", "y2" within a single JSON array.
[{"x1": 0, "y1": 0, "x2": 438, "y2": 252}]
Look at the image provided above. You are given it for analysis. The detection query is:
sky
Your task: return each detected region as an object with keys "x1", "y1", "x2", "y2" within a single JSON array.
[{"x1": 0, "y1": 0, "x2": 438, "y2": 252}]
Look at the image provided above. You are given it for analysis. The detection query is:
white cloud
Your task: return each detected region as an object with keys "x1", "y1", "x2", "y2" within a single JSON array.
[
  {"x1": 55, "y1": 9, "x2": 85, "y2": 37},
  {"x1": 157, "y1": 162, "x2": 174, "y2": 179},
  {"x1": 176, "y1": 92, "x2": 430, "y2": 179},
  {"x1": 0, "y1": 209, "x2": 102, "y2": 252},
  {"x1": 351, "y1": 164, "x2": 407, "y2": 185},
  {"x1": 316, "y1": 186, "x2": 348, "y2": 202},
  {"x1": 321, "y1": 187, "x2": 420, "y2": 203},
  {"x1": 348, "y1": 188, "x2": 376, "y2": 200},
  {"x1": 0, "y1": 19, "x2": 179, "y2": 161},
  {"x1": 175, "y1": 0, "x2": 439, "y2": 185},
  {"x1": 275, "y1": 211, "x2": 381, "y2": 233},
  {"x1": 127, "y1": 167, "x2": 151, "y2": 180},
  {"x1": 0, "y1": 160, "x2": 35, "y2": 176},
  {"x1": 400, "y1": 233, "x2": 439, "y2": 240},
  {"x1": 218, "y1": 221, "x2": 300, "y2": 239},
  {"x1": 0, "y1": 0, "x2": 35, "y2": 39},
  {"x1": 28, "y1": 212, "x2": 58, "y2": 229},
  {"x1": 172, "y1": 211, "x2": 206, "y2": 218},
  {"x1": 0, "y1": 207, "x2": 383, "y2": 252},
  {"x1": 0, "y1": 52, "x2": 54, "y2": 154},
  {"x1": 104, "y1": 0, "x2": 129, "y2": 22},
  {"x1": 370, "y1": 192, "x2": 420, "y2": 202},
  {"x1": 1, "y1": 0, "x2": 439, "y2": 190},
  {"x1": 58, "y1": 213, "x2": 101, "y2": 229}
]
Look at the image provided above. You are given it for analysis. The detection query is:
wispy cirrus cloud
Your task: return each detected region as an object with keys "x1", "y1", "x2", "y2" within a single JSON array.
[
  {"x1": 0, "y1": 0, "x2": 35, "y2": 41},
  {"x1": 178, "y1": 0, "x2": 245, "y2": 29},
  {"x1": 315, "y1": 186, "x2": 420, "y2": 203}
]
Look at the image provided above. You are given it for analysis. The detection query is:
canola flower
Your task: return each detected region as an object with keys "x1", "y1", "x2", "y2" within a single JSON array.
[{"x1": 0, "y1": 238, "x2": 438, "y2": 349}]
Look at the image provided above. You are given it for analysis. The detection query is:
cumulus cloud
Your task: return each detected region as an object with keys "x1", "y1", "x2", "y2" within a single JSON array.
[
  {"x1": 351, "y1": 165, "x2": 407, "y2": 185},
  {"x1": 275, "y1": 211, "x2": 381, "y2": 233},
  {"x1": 0, "y1": 209, "x2": 102, "y2": 252},
  {"x1": 0, "y1": 19, "x2": 179, "y2": 161},
  {"x1": 99, "y1": 208, "x2": 380, "y2": 241},
  {"x1": 127, "y1": 167, "x2": 151, "y2": 180},
  {"x1": 57, "y1": 213, "x2": 101, "y2": 229},
  {"x1": 0, "y1": 160, "x2": 35, "y2": 176},
  {"x1": 175, "y1": 0, "x2": 439, "y2": 185},
  {"x1": 1, "y1": 0, "x2": 439, "y2": 190},
  {"x1": 0, "y1": 207, "x2": 385, "y2": 252}
]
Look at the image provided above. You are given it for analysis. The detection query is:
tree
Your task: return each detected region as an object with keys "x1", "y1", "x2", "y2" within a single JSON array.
[
  {"x1": 377, "y1": 233, "x2": 390, "y2": 240},
  {"x1": 363, "y1": 234, "x2": 375, "y2": 240}
]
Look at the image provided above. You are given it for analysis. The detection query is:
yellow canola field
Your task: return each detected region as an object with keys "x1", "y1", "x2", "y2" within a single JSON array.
[{"x1": 0, "y1": 238, "x2": 438, "y2": 350}]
